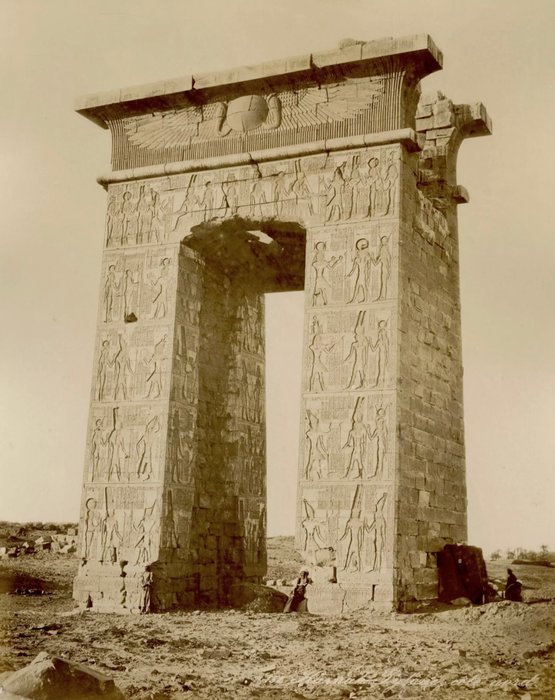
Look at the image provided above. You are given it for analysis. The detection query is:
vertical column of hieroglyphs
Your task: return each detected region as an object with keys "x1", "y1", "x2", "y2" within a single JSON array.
[
  {"x1": 75, "y1": 177, "x2": 182, "y2": 609},
  {"x1": 297, "y1": 144, "x2": 401, "y2": 606}
]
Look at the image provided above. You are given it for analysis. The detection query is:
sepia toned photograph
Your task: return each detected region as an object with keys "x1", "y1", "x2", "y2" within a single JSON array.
[{"x1": 0, "y1": 1, "x2": 554, "y2": 697}]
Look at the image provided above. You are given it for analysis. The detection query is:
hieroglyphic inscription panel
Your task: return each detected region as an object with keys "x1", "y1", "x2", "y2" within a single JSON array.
[{"x1": 296, "y1": 144, "x2": 401, "y2": 596}]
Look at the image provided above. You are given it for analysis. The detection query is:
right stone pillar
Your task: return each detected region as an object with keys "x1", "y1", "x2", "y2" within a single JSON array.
[{"x1": 296, "y1": 94, "x2": 491, "y2": 612}]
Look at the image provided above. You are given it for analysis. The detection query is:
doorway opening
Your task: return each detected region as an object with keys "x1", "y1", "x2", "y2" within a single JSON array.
[{"x1": 265, "y1": 290, "x2": 304, "y2": 537}]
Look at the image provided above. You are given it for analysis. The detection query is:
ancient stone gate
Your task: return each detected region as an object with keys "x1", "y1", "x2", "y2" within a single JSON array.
[{"x1": 73, "y1": 35, "x2": 491, "y2": 612}]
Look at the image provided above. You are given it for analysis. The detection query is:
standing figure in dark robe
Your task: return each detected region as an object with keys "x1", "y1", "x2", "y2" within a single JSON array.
[
  {"x1": 283, "y1": 568, "x2": 312, "y2": 613},
  {"x1": 505, "y1": 568, "x2": 522, "y2": 602}
]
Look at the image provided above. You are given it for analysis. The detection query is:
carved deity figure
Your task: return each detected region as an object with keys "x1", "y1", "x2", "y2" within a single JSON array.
[
  {"x1": 365, "y1": 493, "x2": 387, "y2": 572},
  {"x1": 249, "y1": 172, "x2": 267, "y2": 217},
  {"x1": 120, "y1": 191, "x2": 137, "y2": 245},
  {"x1": 83, "y1": 497, "x2": 101, "y2": 560},
  {"x1": 272, "y1": 171, "x2": 290, "y2": 217},
  {"x1": 323, "y1": 166, "x2": 345, "y2": 222},
  {"x1": 370, "y1": 407, "x2": 389, "y2": 478},
  {"x1": 301, "y1": 499, "x2": 327, "y2": 566},
  {"x1": 343, "y1": 398, "x2": 371, "y2": 480},
  {"x1": 311, "y1": 241, "x2": 342, "y2": 306},
  {"x1": 106, "y1": 408, "x2": 128, "y2": 482},
  {"x1": 106, "y1": 194, "x2": 122, "y2": 246},
  {"x1": 134, "y1": 502, "x2": 157, "y2": 565},
  {"x1": 99, "y1": 490, "x2": 123, "y2": 564},
  {"x1": 96, "y1": 340, "x2": 111, "y2": 401},
  {"x1": 344, "y1": 311, "x2": 369, "y2": 390},
  {"x1": 291, "y1": 161, "x2": 314, "y2": 216},
  {"x1": 172, "y1": 176, "x2": 198, "y2": 231},
  {"x1": 90, "y1": 419, "x2": 105, "y2": 481},
  {"x1": 137, "y1": 185, "x2": 156, "y2": 244},
  {"x1": 161, "y1": 490, "x2": 179, "y2": 550},
  {"x1": 377, "y1": 158, "x2": 398, "y2": 217},
  {"x1": 145, "y1": 334, "x2": 167, "y2": 399},
  {"x1": 370, "y1": 320, "x2": 390, "y2": 388},
  {"x1": 112, "y1": 334, "x2": 133, "y2": 401},
  {"x1": 339, "y1": 486, "x2": 369, "y2": 572},
  {"x1": 367, "y1": 157, "x2": 381, "y2": 217},
  {"x1": 223, "y1": 175, "x2": 239, "y2": 216},
  {"x1": 149, "y1": 257, "x2": 171, "y2": 319},
  {"x1": 198, "y1": 180, "x2": 223, "y2": 221},
  {"x1": 103, "y1": 265, "x2": 120, "y2": 322},
  {"x1": 347, "y1": 238, "x2": 372, "y2": 303},
  {"x1": 373, "y1": 236, "x2": 391, "y2": 300},
  {"x1": 308, "y1": 317, "x2": 334, "y2": 392},
  {"x1": 136, "y1": 415, "x2": 161, "y2": 481},
  {"x1": 169, "y1": 410, "x2": 192, "y2": 484},
  {"x1": 123, "y1": 267, "x2": 139, "y2": 320},
  {"x1": 304, "y1": 410, "x2": 330, "y2": 480}
]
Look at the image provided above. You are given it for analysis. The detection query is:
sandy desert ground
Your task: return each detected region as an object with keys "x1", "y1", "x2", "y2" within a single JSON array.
[{"x1": 0, "y1": 536, "x2": 554, "y2": 699}]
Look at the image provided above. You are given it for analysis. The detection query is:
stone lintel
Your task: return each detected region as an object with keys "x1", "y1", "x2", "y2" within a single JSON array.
[
  {"x1": 75, "y1": 34, "x2": 442, "y2": 129},
  {"x1": 96, "y1": 127, "x2": 420, "y2": 188}
]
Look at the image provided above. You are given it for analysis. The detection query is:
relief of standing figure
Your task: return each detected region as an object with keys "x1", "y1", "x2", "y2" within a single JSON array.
[
  {"x1": 370, "y1": 320, "x2": 390, "y2": 388},
  {"x1": 372, "y1": 236, "x2": 391, "y2": 300},
  {"x1": 347, "y1": 239, "x2": 372, "y2": 304},
  {"x1": 308, "y1": 317, "x2": 335, "y2": 392},
  {"x1": 339, "y1": 486, "x2": 369, "y2": 572},
  {"x1": 365, "y1": 493, "x2": 387, "y2": 572},
  {"x1": 342, "y1": 397, "x2": 371, "y2": 480},
  {"x1": 311, "y1": 241, "x2": 342, "y2": 306}
]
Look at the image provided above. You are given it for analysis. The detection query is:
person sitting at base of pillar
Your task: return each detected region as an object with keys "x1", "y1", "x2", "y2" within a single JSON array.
[
  {"x1": 283, "y1": 567, "x2": 312, "y2": 613},
  {"x1": 504, "y1": 568, "x2": 522, "y2": 602},
  {"x1": 139, "y1": 565, "x2": 154, "y2": 613}
]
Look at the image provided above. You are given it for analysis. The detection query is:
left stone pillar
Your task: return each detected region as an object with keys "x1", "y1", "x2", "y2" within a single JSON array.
[{"x1": 73, "y1": 179, "x2": 201, "y2": 612}]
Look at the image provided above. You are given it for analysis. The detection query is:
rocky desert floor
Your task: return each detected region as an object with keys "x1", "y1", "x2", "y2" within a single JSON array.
[{"x1": 0, "y1": 538, "x2": 554, "y2": 699}]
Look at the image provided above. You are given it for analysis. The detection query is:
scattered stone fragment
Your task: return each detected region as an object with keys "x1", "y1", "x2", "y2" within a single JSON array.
[{"x1": 1, "y1": 652, "x2": 125, "y2": 700}]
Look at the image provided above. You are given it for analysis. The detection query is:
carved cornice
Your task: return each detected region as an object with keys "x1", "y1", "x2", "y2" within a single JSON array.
[{"x1": 76, "y1": 35, "x2": 442, "y2": 172}]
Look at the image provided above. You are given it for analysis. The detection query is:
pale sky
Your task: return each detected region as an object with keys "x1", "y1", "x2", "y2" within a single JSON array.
[{"x1": 1, "y1": 0, "x2": 554, "y2": 556}]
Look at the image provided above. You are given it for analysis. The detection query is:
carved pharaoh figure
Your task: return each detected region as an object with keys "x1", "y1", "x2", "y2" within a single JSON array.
[
  {"x1": 311, "y1": 241, "x2": 342, "y2": 306},
  {"x1": 90, "y1": 419, "x2": 105, "y2": 481},
  {"x1": 136, "y1": 415, "x2": 161, "y2": 481},
  {"x1": 370, "y1": 407, "x2": 388, "y2": 478},
  {"x1": 339, "y1": 486, "x2": 369, "y2": 572},
  {"x1": 112, "y1": 334, "x2": 133, "y2": 401},
  {"x1": 343, "y1": 397, "x2": 370, "y2": 480},
  {"x1": 103, "y1": 265, "x2": 120, "y2": 322},
  {"x1": 308, "y1": 317, "x2": 334, "y2": 392},
  {"x1": 373, "y1": 236, "x2": 391, "y2": 300},
  {"x1": 301, "y1": 499, "x2": 327, "y2": 566},
  {"x1": 370, "y1": 320, "x2": 390, "y2": 388},
  {"x1": 96, "y1": 340, "x2": 111, "y2": 401},
  {"x1": 149, "y1": 257, "x2": 171, "y2": 320},
  {"x1": 304, "y1": 409, "x2": 330, "y2": 480},
  {"x1": 145, "y1": 334, "x2": 167, "y2": 399},
  {"x1": 347, "y1": 238, "x2": 372, "y2": 304},
  {"x1": 365, "y1": 493, "x2": 387, "y2": 571},
  {"x1": 344, "y1": 311, "x2": 369, "y2": 390},
  {"x1": 106, "y1": 408, "x2": 128, "y2": 482}
]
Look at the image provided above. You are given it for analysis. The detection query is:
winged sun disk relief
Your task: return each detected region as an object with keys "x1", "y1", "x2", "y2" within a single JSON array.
[{"x1": 123, "y1": 77, "x2": 385, "y2": 151}]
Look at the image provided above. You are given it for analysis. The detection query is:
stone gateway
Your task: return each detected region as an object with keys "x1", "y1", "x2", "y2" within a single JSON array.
[{"x1": 73, "y1": 35, "x2": 491, "y2": 613}]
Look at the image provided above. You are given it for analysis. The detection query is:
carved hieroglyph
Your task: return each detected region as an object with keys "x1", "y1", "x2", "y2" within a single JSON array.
[{"x1": 74, "y1": 35, "x2": 490, "y2": 612}]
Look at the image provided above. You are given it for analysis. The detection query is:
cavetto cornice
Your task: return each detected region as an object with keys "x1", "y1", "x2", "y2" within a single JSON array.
[{"x1": 76, "y1": 35, "x2": 442, "y2": 172}]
